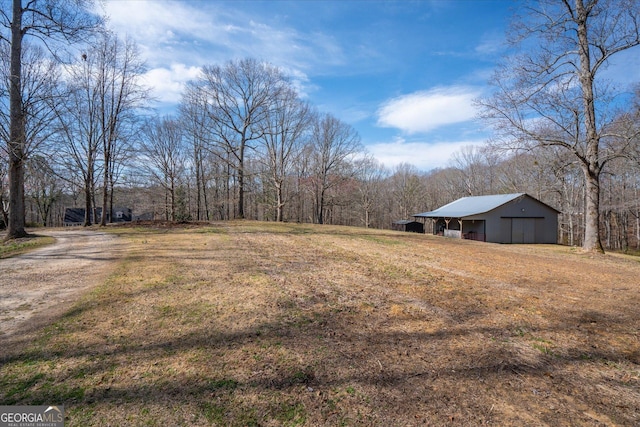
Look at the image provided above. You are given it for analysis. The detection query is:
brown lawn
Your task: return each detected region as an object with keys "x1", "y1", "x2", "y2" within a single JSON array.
[{"x1": 1, "y1": 221, "x2": 638, "y2": 426}]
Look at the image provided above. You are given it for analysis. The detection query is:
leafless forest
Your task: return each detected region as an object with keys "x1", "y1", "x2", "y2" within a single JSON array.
[{"x1": 2, "y1": 0, "x2": 640, "y2": 252}]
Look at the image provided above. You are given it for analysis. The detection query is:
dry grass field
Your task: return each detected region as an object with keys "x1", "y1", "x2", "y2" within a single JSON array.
[{"x1": 1, "y1": 221, "x2": 639, "y2": 426}]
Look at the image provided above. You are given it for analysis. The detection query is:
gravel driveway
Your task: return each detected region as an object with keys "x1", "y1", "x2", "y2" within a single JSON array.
[{"x1": 0, "y1": 229, "x2": 124, "y2": 342}]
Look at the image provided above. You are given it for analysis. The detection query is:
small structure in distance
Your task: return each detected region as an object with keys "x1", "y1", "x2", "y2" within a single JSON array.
[
  {"x1": 392, "y1": 220, "x2": 424, "y2": 233},
  {"x1": 63, "y1": 207, "x2": 133, "y2": 226}
]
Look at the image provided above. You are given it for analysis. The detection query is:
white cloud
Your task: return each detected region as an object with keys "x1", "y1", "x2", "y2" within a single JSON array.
[
  {"x1": 100, "y1": 0, "x2": 343, "y2": 69},
  {"x1": 99, "y1": 1, "x2": 223, "y2": 66},
  {"x1": 376, "y1": 86, "x2": 482, "y2": 134},
  {"x1": 98, "y1": 0, "x2": 342, "y2": 103},
  {"x1": 474, "y1": 31, "x2": 506, "y2": 56},
  {"x1": 142, "y1": 64, "x2": 202, "y2": 104},
  {"x1": 367, "y1": 137, "x2": 485, "y2": 171},
  {"x1": 278, "y1": 67, "x2": 315, "y2": 99},
  {"x1": 101, "y1": 1, "x2": 212, "y2": 38}
]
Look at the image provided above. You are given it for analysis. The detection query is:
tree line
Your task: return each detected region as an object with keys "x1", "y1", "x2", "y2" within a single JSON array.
[{"x1": 1, "y1": 0, "x2": 640, "y2": 253}]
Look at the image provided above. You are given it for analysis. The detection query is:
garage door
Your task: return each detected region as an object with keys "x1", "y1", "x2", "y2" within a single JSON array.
[{"x1": 511, "y1": 218, "x2": 535, "y2": 243}]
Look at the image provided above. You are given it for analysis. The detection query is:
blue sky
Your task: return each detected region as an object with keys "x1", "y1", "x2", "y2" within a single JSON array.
[{"x1": 98, "y1": 0, "x2": 517, "y2": 171}]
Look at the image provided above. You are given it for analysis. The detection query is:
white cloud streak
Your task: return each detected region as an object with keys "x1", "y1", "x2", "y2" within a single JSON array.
[
  {"x1": 142, "y1": 64, "x2": 202, "y2": 104},
  {"x1": 474, "y1": 30, "x2": 506, "y2": 56},
  {"x1": 376, "y1": 86, "x2": 482, "y2": 134},
  {"x1": 367, "y1": 137, "x2": 485, "y2": 171}
]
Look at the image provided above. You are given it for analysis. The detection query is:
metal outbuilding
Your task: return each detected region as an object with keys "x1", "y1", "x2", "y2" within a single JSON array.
[{"x1": 413, "y1": 193, "x2": 559, "y2": 244}]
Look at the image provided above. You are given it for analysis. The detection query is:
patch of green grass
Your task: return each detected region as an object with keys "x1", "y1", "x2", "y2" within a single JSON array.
[
  {"x1": 513, "y1": 327, "x2": 527, "y2": 337},
  {"x1": 194, "y1": 226, "x2": 227, "y2": 234},
  {"x1": 357, "y1": 234, "x2": 405, "y2": 246},
  {"x1": 532, "y1": 342, "x2": 551, "y2": 354},
  {"x1": 531, "y1": 336, "x2": 555, "y2": 355},
  {"x1": 66, "y1": 406, "x2": 96, "y2": 426},
  {"x1": 0, "y1": 235, "x2": 55, "y2": 259},
  {"x1": 0, "y1": 365, "x2": 84, "y2": 405},
  {"x1": 236, "y1": 408, "x2": 260, "y2": 427},
  {"x1": 274, "y1": 401, "x2": 307, "y2": 426},
  {"x1": 36, "y1": 381, "x2": 85, "y2": 404},
  {"x1": 290, "y1": 367, "x2": 315, "y2": 385},
  {"x1": 201, "y1": 401, "x2": 260, "y2": 427},
  {"x1": 531, "y1": 336, "x2": 553, "y2": 345},
  {"x1": 2, "y1": 372, "x2": 45, "y2": 403},
  {"x1": 201, "y1": 401, "x2": 226, "y2": 424},
  {"x1": 207, "y1": 378, "x2": 239, "y2": 391}
]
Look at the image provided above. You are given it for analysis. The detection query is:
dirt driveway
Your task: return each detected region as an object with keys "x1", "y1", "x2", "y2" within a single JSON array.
[{"x1": 0, "y1": 229, "x2": 124, "y2": 342}]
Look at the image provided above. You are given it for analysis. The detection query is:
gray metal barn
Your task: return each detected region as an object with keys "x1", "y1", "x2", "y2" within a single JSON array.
[{"x1": 413, "y1": 193, "x2": 559, "y2": 244}]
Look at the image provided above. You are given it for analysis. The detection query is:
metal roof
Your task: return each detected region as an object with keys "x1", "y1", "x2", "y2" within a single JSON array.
[{"x1": 413, "y1": 193, "x2": 527, "y2": 218}]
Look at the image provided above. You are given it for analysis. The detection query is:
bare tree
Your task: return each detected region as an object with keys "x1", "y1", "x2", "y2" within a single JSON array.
[
  {"x1": 449, "y1": 145, "x2": 503, "y2": 196},
  {"x1": 53, "y1": 51, "x2": 103, "y2": 226},
  {"x1": 479, "y1": 0, "x2": 640, "y2": 252},
  {"x1": 0, "y1": 43, "x2": 59, "y2": 156},
  {"x1": 139, "y1": 116, "x2": 186, "y2": 221},
  {"x1": 0, "y1": 0, "x2": 101, "y2": 238},
  {"x1": 0, "y1": 42, "x2": 59, "y2": 226},
  {"x1": 93, "y1": 32, "x2": 148, "y2": 226},
  {"x1": 180, "y1": 83, "x2": 215, "y2": 221},
  {"x1": 419, "y1": 167, "x2": 468, "y2": 213},
  {"x1": 290, "y1": 141, "x2": 313, "y2": 223},
  {"x1": 390, "y1": 163, "x2": 425, "y2": 221},
  {"x1": 198, "y1": 58, "x2": 287, "y2": 219},
  {"x1": 258, "y1": 87, "x2": 312, "y2": 222},
  {"x1": 354, "y1": 155, "x2": 387, "y2": 228},
  {"x1": 309, "y1": 113, "x2": 362, "y2": 224},
  {"x1": 25, "y1": 154, "x2": 60, "y2": 226}
]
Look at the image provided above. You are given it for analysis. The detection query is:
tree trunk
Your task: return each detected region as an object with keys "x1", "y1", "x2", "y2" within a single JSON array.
[
  {"x1": 238, "y1": 143, "x2": 245, "y2": 219},
  {"x1": 7, "y1": 0, "x2": 27, "y2": 239},
  {"x1": 576, "y1": 0, "x2": 604, "y2": 253},
  {"x1": 170, "y1": 177, "x2": 176, "y2": 221},
  {"x1": 100, "y1": 158, "x2": 110, "y2": 226},
  {"x1": 164, "y1": 185, "x2": 169, "y2": 221},
  {"x1": 636, "y1": 212, "x2": 639, "y2": 250},
  {"x1": 317, "y1": 187, "x2": 325, "y2": 225},
  {"x1": 83, "y1": 172, "x2": 92, "y2": 226},
  {"x1": 275, "y1": 180, "x2": 283, "y2": 222},
  {"x1": 582, "y1": 168, "x2": 604, "y2": 252},
  {"x1": 109, "y1": 174, "x2": 114, "y2": 226},
  {"x1": 1, "y1": 199, "x2": 9, "y2": 228},
  {"x1": 202, "y1": 170, "x2": 210, "y2": 221},
  {"x1": 364, "y1": 206, "x2": 370, "y2": 229},
  {"x1": 91, "y1": 179, "x2": 98, "y2": 223},
  {"x1": 195, "y1": 149, "x2": 202, "y2": 221},
  {"x1": 604, "y1": 210, "x2": 611, "y2": 249},
  {"x1": 568, "y1": 213, "x2": 575, "y2": 246}
]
